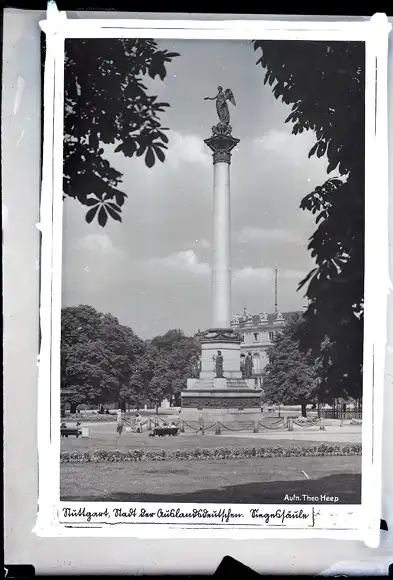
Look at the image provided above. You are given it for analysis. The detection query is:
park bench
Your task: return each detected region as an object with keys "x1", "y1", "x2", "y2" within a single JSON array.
[
  {"x1": 61, "y1": 427, "x2": 82, "y2": 438},
  {"x1": 151, "y1": 427, "x2": 179, "y2": 437}
]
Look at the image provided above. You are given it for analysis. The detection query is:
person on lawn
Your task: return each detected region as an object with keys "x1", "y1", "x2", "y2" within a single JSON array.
[
  {"x1": 116, "y1": 408, "x2": 124, "y2": 436},
  {"x1": 135, "y1": 412, "x2": 142, "y2": 433}
]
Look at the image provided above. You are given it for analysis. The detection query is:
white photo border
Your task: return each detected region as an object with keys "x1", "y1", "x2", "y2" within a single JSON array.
[{"x1": 34, "y1": 7, "x2": 391, "y2": 545}]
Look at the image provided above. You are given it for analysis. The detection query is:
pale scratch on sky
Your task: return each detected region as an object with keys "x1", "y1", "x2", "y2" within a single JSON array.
[
  {"x1": 15, "y1": 129, "x2": 25, "y2": 147},
  {"x1": 301, "y1": 470, "x2": 310, "y2": 479}
]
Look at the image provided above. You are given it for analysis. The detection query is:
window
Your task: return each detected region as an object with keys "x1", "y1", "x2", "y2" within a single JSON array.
[
  {"x1": 253, "y1": 332, "x2": 259, "y2": 342},
  {"x1": 268, "y1": 331, "x2": 274, "y2": 341}
]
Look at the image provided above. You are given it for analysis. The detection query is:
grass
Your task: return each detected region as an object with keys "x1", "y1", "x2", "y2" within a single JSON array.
[{"x1": 60, "y1": 455, "x2": 361, "y2": 504}]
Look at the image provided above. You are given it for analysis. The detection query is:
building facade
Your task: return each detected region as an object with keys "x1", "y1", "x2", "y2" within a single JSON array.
[{"x1": 230, "y1": 309, "x2": 296, "y2": 388}]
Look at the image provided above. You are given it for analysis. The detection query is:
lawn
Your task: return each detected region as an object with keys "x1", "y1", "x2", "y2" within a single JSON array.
[
  {"x1": 60, "y1": 455, "x2": 361, "y2": 504},
  {"x1": 61, "y1": 432, "x2": 328, "y2": 453}
]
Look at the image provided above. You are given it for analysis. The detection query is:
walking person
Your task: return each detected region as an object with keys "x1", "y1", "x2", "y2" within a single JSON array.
[
  {"x1": 116, "y1": 408, "x2": 124, "y2": 436},
  {"x1": 135, "y1": 411, "x2": 142, "y2": 433}
]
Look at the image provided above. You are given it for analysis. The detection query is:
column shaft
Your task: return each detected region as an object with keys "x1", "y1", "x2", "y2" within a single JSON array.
[{"x1": 212, "y1": 161, "x2": 231, "y2": 328}]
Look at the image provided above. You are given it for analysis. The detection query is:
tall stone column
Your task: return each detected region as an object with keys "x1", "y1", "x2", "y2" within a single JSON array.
[
  {"x1": 204, "y1": 124, "x2": 240, "y2": 329},
  {"x1": 181, "y1": 105, "x2": 261, "y2": 416}
]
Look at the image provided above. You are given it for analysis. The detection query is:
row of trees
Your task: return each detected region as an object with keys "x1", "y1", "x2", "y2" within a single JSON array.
[
  {"x1": 61, "y1": 305, "x2": 199, "y2": 413},
  {"x1": 262, "y1": 312, "x2": 360, "y2": 417}
]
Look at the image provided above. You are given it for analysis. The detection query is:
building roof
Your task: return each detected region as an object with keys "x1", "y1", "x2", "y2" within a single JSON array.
[{"x1": 232, "y1": 310, "x2": 301, "y2": 327}]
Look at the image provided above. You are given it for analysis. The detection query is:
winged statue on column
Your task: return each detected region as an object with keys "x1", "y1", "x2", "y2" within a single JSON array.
[{"x1": 204, "y1": 86, "x2": 236, "y2": 125}]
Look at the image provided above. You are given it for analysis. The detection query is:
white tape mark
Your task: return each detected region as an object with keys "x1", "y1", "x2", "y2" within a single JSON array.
[{"x1": 13, "y1": 77, "x2": 26, "y2": 115}]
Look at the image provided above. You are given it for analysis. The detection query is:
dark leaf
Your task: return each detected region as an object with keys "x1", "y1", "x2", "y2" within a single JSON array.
[
  {"x1": 145, "y1": 147, "x2": 155, "y2": 168},
  {"x1": 105, "y1": 203, "x2": 122, "y2": 222},
  {"x1": 85, "y1": 197, "x2": 100, "y2": 207},
  {"x1": 85, "y1": 205, "x2": 99, "y2": 224},
  {"x1": 154, "y1": 146, "x2": 165, "y2": 163},
  {"x1": 308, "y1": 142, "x2": 319, "y2": 158},
  {"x1": 136, "y1": 143, "x2": 147, "y2": 158},
  {"x1": 98, "y1": 206, "x2": 108, "y2": 227}
]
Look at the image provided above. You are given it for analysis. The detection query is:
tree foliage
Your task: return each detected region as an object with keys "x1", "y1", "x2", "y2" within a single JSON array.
[
  {"x1": 254, "y1": 40, "x2": 365, "y2": 399},
  {"x1": 61, "y1": 307, "x2": 198, "y2": 411},
  {"x1": 61, "y1": 305, "x2": 145, "y2": 409},
  {"x1": 64, "y1": 39, "x2": 179, "y2": 225},
  {"x1": 263, "y1": 314, "x2": 319, "y2": 416},
  {"x1": 147, "y1": 330, "x2": 200, "y2": 408}
]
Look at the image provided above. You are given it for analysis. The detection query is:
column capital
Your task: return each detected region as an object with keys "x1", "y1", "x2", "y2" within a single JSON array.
[{"x1": 204, "y1": 122, "x2": 240, "y2": 164}]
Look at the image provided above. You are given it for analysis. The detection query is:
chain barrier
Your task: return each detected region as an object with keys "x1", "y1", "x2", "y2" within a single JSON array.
[
  {"x1": 260, "y1": 417, "x2": 285, "y2": 426},
  {"x1": 182, "y1": 421, "x2": 202, "y2": 431},
  {"x1": 258, "y1": 418, "x2": 287, "y2": 430},
  {"x1": 203, "y1": 422, "x2": 218, "y2": 431},
  {"x1": 121, "y1": 415, "x2": 328, "y2": 434},
  {"x1": 219, "y1": 422, "x2": 255, "y2": 432}
]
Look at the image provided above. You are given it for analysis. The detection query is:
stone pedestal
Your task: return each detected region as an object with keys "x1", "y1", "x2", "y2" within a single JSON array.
[
  {"x1": 180, "y1": 121, "x2": 261, "y2": 415},
  {"x1": 81, "y1": 427, "x2": 90, "y2": 438}
]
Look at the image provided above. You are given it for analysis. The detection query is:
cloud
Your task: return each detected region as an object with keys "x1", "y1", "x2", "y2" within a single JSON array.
[
  {"x1": 254, "y1": 128, "x2": 319, "y2": 167},
  {"x1": 281, "y1": 269, "x2": 309, "y2": 280},
  {"x1": 166, "y1": 131, "x2": 211, "y2": 168},
  {"x1": 78, "y1": 233, "x2": 123, "y2": 257},
  {"x1": 190, "y1": 238, "x2": 211, "y2": 249},
  {"x1": 233, "y1": 266, "x2": 308, "y2": 283},
  {"x1": 147, "y1": 249, "x2": 210, "y2": 276},
  {"x1": 233, "y1": 266, "x2": 272, "y2": 282},
  {"x1": 237, "y1": 226, "x2": 303, "y2": 245},
  {"x1": 255, "y1": 128, "x2": 293, "y2": 153}
]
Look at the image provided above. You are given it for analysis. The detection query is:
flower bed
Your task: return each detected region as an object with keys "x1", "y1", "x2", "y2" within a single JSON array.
[
  {"x1": 293, "y1": 416, "x2": 320, "y2": 425},
  {"x1": 60, "y1": 443, "x2": 362, "y2": 463},
  {"x1": 350, "y1": 418, "x2": 362, "y2": 425}
]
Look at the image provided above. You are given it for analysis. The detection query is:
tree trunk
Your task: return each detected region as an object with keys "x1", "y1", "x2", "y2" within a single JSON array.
[
  {"x1": 70, "y1": 402, "x2": 78, "y2": 414},
  {"x1": 155, "y1": 403, "x2": 159, "y2": 415},
  {"x1": 301, "y1": 403, "x2": 307, "y2": 417}
]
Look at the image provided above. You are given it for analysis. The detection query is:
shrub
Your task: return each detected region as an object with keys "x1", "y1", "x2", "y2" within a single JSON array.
[
  {"x1": 60, "y1": 443, "x2": 362, "y2": 463},
  {"x1": 350, "y1": 418, "x2": 362, "y2": 425},
  {"x1": 61, "y1": 412, "x2": 141, "y2": 423},
  {"x1": 293, "y1": 416, "x2": 320, "y2": 425}
]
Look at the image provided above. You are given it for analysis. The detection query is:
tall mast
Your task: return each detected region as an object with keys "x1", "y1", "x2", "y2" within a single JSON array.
[{"x1": 274, "y1": 266, "x2": 278, "y2": 314}]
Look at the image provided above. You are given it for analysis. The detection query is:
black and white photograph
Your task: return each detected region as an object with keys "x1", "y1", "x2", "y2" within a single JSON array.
[
  {"x1": 30, "y1": 10, "x2": 392, "y2": 536},
  {"x1": 57, "y1": 32, "x2": 366, "y2": 516},
  {"x1": 2, "y1": 7, "x2": 391, "y2": 574}
]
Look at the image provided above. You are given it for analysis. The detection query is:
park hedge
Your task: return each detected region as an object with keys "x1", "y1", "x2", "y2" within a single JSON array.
[
  {"x1": 64, "y1": 413, "x2": 121, "y2": 422},
  {"x1": 60, "y1": 443, "x2": 362, "y2": 463}
]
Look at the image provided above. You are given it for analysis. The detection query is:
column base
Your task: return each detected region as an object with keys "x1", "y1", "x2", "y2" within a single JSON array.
[{"x1": 199, "y1": 328, "x2": 243, "y2": 378}]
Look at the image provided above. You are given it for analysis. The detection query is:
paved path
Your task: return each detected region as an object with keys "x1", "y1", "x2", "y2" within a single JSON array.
[
  {"x1": 72, "y1": 421, "x2": 361, "y2": 444},
  {"x1": 227, "y1": 429, "x2": 361, "y2": 444}
]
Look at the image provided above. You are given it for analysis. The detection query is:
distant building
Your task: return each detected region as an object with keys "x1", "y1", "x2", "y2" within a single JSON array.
[{"x1": 230, "y1": 308, "x2": 300, "y2": 388}]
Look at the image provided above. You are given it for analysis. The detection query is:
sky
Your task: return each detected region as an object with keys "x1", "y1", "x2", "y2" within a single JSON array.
[{"x1": 62, "y1": 39, "x2": 330, "y2": 339}]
